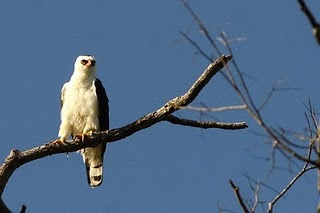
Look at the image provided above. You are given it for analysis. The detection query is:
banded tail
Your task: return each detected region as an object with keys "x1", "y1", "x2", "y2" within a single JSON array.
[{"x1": 82, "y1": 144, "x2": 105, "y2": 187}]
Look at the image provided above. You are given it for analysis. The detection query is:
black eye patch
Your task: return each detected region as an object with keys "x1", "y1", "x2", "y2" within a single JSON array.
[
  {"x1": 91, "y1": 60, "x2": 96, "y2": 66},
  {"x1": 81, "y1": 59, "x2": 88, "y2": 65}
]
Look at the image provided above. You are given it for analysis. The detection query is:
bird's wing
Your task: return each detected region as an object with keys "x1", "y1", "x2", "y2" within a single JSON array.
[
  {"x1": 84, "y1": 78, "x2": 109, "y2": 187},
  {"x1": 95, "y1": 78, "x2": 109, "y2": 131},
  {"x1": 94, "y1": 78, "x2": 109, "y2": 155},
  {"x1": 60, "y1": 82, "x2": 68, "y2": 109}
]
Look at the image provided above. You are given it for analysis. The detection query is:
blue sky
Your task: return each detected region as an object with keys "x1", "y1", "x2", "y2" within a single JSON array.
[{"x1": 0, "y1": 0, "x2": 319, "y2": 212}]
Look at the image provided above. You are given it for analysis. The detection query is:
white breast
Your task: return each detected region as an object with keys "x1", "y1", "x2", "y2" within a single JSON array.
[{"x1": 59, "y1": 80, "x2": 99, "y2": 140}]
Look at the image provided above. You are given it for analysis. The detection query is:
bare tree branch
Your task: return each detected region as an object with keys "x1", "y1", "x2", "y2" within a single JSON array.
[
  {"x1": 297, "y1": 0, "x2": 320, "y2": 44},
  {"x1": 229, "y1": 180, "x2": 250, "y2": 213},
  {"x1": 181, "y1": 0, "x2": 221, "y2": 56},
  {"x1": 181, "y1": 105, "x2": 246, "y2": 112},
  {"x1": 20, "y1": 205, "x2": 26, "y2": 213},
  {"x1": 268, "y1": 128, "x2": 317, "y2": 213},
  {"x1": 180, "y1": 31, "x2": 213, "y2": 62},
  {"x1": 243, "y1": 172, "x2": 280, "y2": 195},
  {"x1": 218, "y1": 31, "x2": 320, "y2": 168},
  {"x1": 0, "y1": 198, "x2": 11, "y2": 213},
  {"x1": 181, "y1": 2, "x2": 320, "y2": 211},
  {"x1": 164, "y1": 115, "x2": 248, "y2": 130},
  {"x1": 0, "y1": 55, "x2": 244, "y2": 205},
  {"x1": 258, "y1": 82, "x2": 301, "y2": 111},
  {"x1": 267, "y1": 165, "x2": 316, "y2": 213},
  {"x1": 242, "y1": 172, "x2": 262, "y2": 212},
  {"x1": 251, "y1": 182, "x2": 261, "y2": 213}
]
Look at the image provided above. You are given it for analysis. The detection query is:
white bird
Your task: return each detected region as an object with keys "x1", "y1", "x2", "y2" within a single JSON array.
[{"x1": 58, "y1": 55, "x2": 109, "y2": 187}]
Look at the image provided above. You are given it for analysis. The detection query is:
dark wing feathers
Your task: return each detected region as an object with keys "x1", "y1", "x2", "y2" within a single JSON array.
[
  {"x1": 95, "y1": 78, "x2": 109, "y2": 131},
  {"x1": 94, "y1": 78, "x2": 109, "y2": 155}
]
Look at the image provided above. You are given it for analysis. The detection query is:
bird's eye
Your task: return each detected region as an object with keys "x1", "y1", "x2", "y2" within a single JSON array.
[
  {"x1": 81, "y1": 59, "x2": 88, "y2": 65},
  {"x1": 91, "y1": 60, "x2": 96, "y2": 66}
]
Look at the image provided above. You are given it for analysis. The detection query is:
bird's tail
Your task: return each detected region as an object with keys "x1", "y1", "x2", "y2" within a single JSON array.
[
  {"x1": 85, "y1": 162, "x2": 103, "y2": 187},
  {"x1": 82, "y1": 144, "x2": 105, "y2": 187}
]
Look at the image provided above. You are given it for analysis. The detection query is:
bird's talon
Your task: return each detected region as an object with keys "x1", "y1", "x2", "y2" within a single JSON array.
[
  {"x1": 86, "y1": 131, "x2": 93, "y2": 136},
  {"x1": 52, "y1": 139, "x2": 64, "y2": 144},
  {"x1": 74, "y1": 134, "x2": 84, "y2": 142}
]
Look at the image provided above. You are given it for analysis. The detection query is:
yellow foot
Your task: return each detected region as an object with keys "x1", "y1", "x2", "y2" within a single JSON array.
[
  {"x1": 74, "y1": 134, "x2": 85, "y2": 142},
  {"x1": 75, "y1": 131, "x2": 94, "y2": 142},
  {"x1": 52, "y1": 139, "x2": 64, "y2": 144},
  {"x1": 86, "y1": 131, "x2": 94, "y2": 136}
]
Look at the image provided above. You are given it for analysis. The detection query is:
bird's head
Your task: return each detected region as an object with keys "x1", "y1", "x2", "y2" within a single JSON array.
[{"x1": 73, "y1": 55, "x2": 97, "y2": 78}]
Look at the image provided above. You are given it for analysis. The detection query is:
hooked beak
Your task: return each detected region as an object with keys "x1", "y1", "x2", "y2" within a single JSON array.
[{"x1": 85, "y1": 59, "x2": 96, "y2": 67}]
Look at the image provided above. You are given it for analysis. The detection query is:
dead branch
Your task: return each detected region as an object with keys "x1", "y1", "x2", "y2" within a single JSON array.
[
  {"x1": 267, "y1": 165, "x2": 316, "y2": 213},
  {"x1": 0, "y1": 198, "x2": 11, "y2": 213},
  {"x1": 297, "y1": 0, "x2": 320, "y2": 45},
  {"x1": 251, "y1": 182, "x2": 261, "y2": 213},
  {"x1": 20, "y1": 205, "x2": 26, "y2": 213},
  {"x1": 181, "y1": 0, "x2": 221, "y2": 56},
  {"x1": 180, "y1": 31, "x2": 213, "y2": 62},
  {"x1": 268, "y1": 120, "x2": 317, "y2": 213},
  {"x1": 242, "y1": 172, "x2": 265, "y2": 213},
  {"x1": 181, "y1": 104, "x2": 246, "y2": 112},
  {"x1": 258, "y1": 82, "x2": 301, "y2": 111},
  {"x1": 164, "y1": 115, "x2": 247, "y2": 129},
  {"x1": 0, "y1": 55, "x2": 246, "y2": 206},
  {"x1": 182, "y1": 2, "x2": 320, "y2": 211},
  {"x1": 183, "y1": 0, "x2": 320, "y2": 168},
  {"x1": 229, "y1": 180, "x2": 250, "y2": 213}
]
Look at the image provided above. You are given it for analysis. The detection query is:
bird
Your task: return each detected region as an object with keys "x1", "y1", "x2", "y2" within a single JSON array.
[{"x1": 58, "y1": 55, "x2": 109, "y2": 187}]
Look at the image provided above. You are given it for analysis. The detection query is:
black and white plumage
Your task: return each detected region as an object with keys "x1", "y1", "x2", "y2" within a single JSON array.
[{"x1": 58, "y1": 55, "x2": 109, "y2": 187}]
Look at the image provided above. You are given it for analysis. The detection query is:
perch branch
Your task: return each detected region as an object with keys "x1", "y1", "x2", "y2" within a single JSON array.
[{"x1": 0, "y1": 55, "x2": 242, "y2": 199}]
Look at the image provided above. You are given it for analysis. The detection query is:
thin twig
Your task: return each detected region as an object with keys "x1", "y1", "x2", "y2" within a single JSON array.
[
  {"x1": 267, "y1": 165, "x2": 316, "y2": 213},
  {"x1": 297, "y1": 0, "x2": 320, "y2": 44},
  {"x1": 181, "y1": 3, "x2": 319, "y2": 212},
  {"x1": 251, "y1": 182, "x2": 261, "y2": 212},
  {"x1": 180, "y1": 31, "x2": 213, "y2": 62},
  {"x1": 274, "y1": 128, "x2": 310, "y2": 149},
  {"x1": 268, "y1": 130, "x2": 316, "y2": 212},
  {"x1": 164, "y1": 115, "x2": 248, "y2": 130},
  {"x1": 181, "y1": 104, "x2": 246, "y2": 112},
  {"x1": 20, "y1": 205, "x2": 26, "y2": 213},
  {"x1": 243, "y1": 172, "x2": 280, "y2": 195},
  {"x1": 229, "y1": 180, "x2": 250, "y2": 213},
  {"x1": 181, "y1": 0, "x2": 221, "y2": 55},
  {"x1": 0, "y1": 198, "x2": 11, "y2": 213},
  {"x1": 258, "y1": 82, "x2": 301, "y2": 111},
  {"x1": 220, "y1": 32, "x2": 318, "y2": 167},
  {"x1": 304, "y1": 99, "x2": 319, "y2": 129}
]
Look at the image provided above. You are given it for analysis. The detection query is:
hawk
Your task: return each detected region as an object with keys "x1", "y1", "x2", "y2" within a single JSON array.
[{"x1": 58, "y1": 55, "x2": 109, "y2": 187}]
